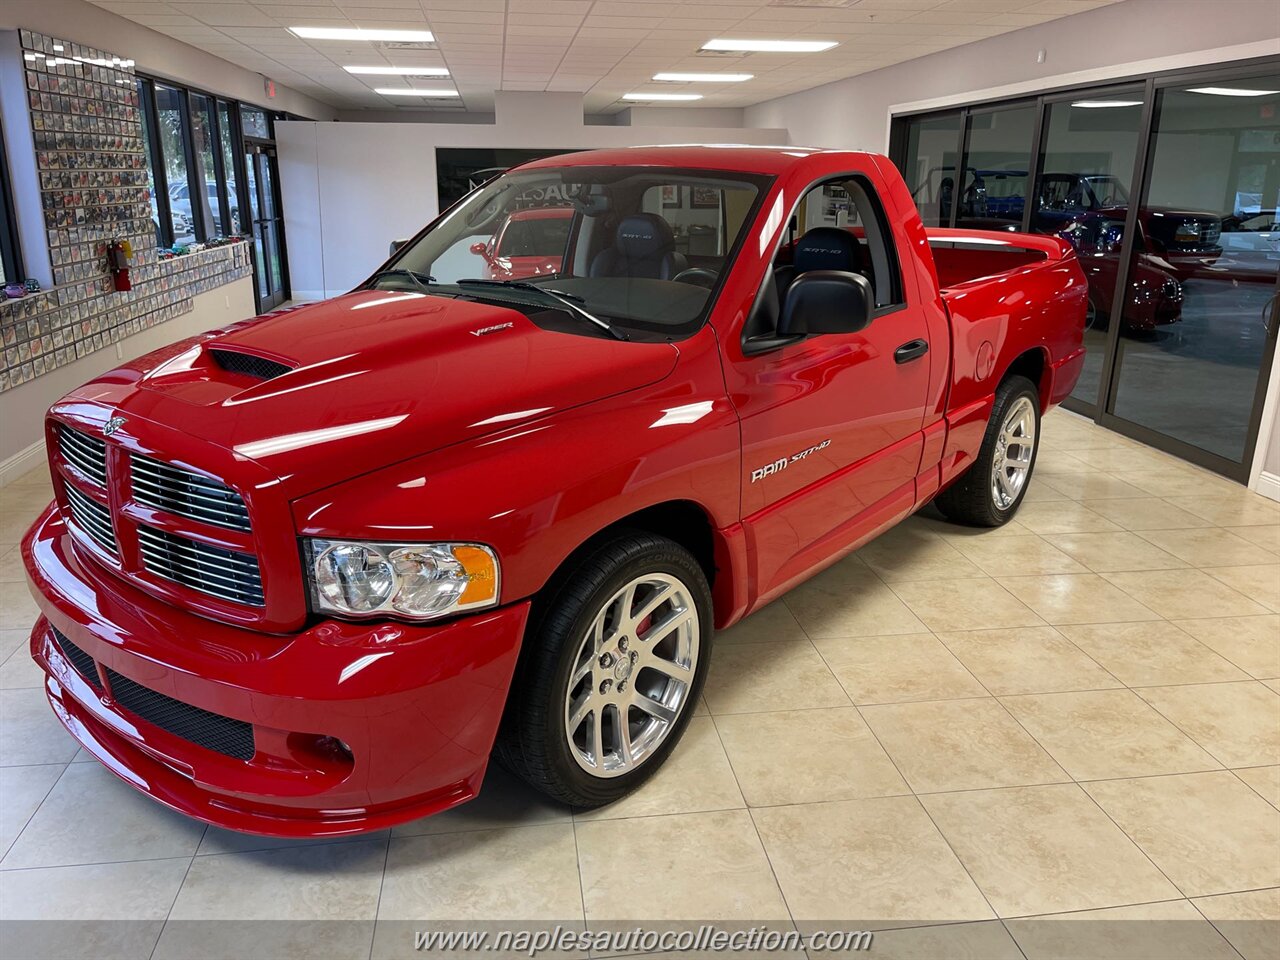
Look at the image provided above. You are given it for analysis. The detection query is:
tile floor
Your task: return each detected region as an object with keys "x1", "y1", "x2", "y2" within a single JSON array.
[{"x1": 1, "y1": 410, "x2": 1278, "y2": 959}]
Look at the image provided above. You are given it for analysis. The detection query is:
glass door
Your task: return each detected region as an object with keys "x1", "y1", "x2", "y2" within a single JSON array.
[
  {"x1": 244, "y1": 142, "x2": 288, "y2": 312},
  {"x1": 1105, "y1": 72, "x2": 1280, "y2": 478},
  {"x1": 1029, "y1": 88, "x2": 1148, "y2": 412}
]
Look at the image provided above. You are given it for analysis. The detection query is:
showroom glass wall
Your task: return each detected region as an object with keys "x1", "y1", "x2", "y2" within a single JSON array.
[
  {"x1": 136, "y1": 76, "x2": 291, "y2": 311},
  {"x1": 0, "y1": 109, "x2": 20, "y2": 287},
  {"x1": 890, "y1": 57, "x2": 1280, "y2": 482}
]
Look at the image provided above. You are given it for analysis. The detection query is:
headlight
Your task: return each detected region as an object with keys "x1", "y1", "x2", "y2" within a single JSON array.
[{"x1": 305, "y1": 539, "x2": 499, "y2": 621}]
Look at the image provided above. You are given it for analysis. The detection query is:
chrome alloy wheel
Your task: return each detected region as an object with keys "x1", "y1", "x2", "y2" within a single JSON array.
[
  {"x1": 991, "y1": 395, "x2": 1037, "y2": 511},
  {"x1": 564, "y1": 573, "x2": 699, "y2": 778}
]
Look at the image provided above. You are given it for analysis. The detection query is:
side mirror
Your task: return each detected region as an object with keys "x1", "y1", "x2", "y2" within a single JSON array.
[
  {"x1": 469, "y1": 241, "x2": 491, "y2": 259},
  {"x1": 389, "y1": 238, "x2": 409, "y2": 256},
  {"x1": 778, "y1": 271, "x2": 873, "y2": 337}
]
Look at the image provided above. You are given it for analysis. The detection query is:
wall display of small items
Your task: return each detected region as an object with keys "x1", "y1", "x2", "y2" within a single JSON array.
[{"x1": 0, "y1": 31, "x2": 252, "y2": 394}]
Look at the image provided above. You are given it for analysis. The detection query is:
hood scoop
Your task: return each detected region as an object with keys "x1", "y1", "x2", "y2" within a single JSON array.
[{"x1": 209, "y1": 349, "x2": 294, "y2": 381}]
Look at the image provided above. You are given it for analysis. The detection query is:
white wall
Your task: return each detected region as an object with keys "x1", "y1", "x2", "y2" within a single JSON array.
[
  {"x1": 1, "y1": 278, "x2": 257, "y2": 480},
  {"x1": 0, "y1": 0, "x2": 336, "y2": 120},
  {"x1": 744, "y1": 0, "x2": 1279, "y2": 152},
  {"x1": 277, "y1": 92, "x2": 786, "y2": 299}
]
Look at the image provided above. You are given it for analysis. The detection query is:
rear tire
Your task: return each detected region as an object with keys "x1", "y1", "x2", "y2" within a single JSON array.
[
  {"x1": 494, "y1": 531, "x2": 712, "y2": 807},
  {"x1": 934, "y1": 375, "x2": 1041, "y2": 527}
]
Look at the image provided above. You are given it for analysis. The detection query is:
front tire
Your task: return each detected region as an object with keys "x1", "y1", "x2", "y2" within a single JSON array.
[
  {"x1": 494, "y1": 532, "x2": 712, "y2": 807},
  {"x1": 934, "y1": 375, "x2": 1041, "y2": 527}
]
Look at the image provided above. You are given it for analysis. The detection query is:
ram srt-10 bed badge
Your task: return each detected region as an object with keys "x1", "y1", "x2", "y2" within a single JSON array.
[{"x1": 22, "y1": 146, "x2": 1085, "y2": 836}]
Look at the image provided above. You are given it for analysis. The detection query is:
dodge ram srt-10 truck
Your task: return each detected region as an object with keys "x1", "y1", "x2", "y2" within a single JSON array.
[{"x1": 23, "y1": 146, "x2": 1086, "y2": 836}]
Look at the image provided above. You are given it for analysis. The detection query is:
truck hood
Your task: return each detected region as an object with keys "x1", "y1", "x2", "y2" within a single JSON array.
[{"x1": 73, "y1": 290, "x2": 679, "y2": 497}]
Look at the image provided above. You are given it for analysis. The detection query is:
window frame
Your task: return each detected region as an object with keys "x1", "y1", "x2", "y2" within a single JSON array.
[{"x1": 0, "y1": 115, "x2": 22, "y2": 285}]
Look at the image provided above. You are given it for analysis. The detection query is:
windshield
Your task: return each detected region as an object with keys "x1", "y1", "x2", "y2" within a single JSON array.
[{"x1": 379, "y1": 165, "x2": 772, "y2": 339}]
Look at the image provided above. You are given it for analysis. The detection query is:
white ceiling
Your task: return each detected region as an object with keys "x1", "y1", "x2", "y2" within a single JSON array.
[{"x1": 88, "y1": 0, "x2": 1123, "y2": 114}]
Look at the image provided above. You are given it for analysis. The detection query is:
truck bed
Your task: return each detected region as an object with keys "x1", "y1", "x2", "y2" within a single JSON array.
[{"x1": 927, "y1": 227, "x2": 1073, "y2": 290}]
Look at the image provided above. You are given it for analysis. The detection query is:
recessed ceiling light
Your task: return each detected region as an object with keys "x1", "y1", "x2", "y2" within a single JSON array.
[
  {"x1": 701, "y1": 39, "x2": 837, "y2": 53},
  {"x1": 345, "y1": 65, "x2": 449, "y2": 76},
  {"x1": 622, "y1": 92, "x2": 704, "y2": 101},
  {"x1": 375, "y1": 87, "x2": 459, "y2": 97},
  {"x1": 1071, "y1": 100, "x2": 1143, "y2": 108},
  {"x1": 289, "y1": 27, "x2": 435, "y2": 42},
  {"x1": 1187, "y1": 86, "x2": 1279, "y2": 97},
  {"x1": 652, "y1": 72, "x2": 753, "y2": 82}
]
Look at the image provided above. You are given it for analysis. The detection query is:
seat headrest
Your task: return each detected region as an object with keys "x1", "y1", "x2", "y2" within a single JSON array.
[
  {"x1": 794, "y1": 227, "x2": 860, "y2": 274},
  {"x1": 615, "y1": 214, "x2": 675, "y2": 260}
]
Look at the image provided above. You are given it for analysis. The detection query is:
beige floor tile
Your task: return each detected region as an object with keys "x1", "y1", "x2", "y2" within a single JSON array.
[
  {"x1": 752, "y1": 796, "x2": 994, "y2": 927},
  {"x1": 1000, "y1": 689, "x2": 1221, "y2": 781},
  {"x1": 0, "y1": 763, "x2": 62, "y2": 856},
  {"x1": 1192, "y1": 888, "x2": 1280, "y2": 960},
  {"x1": 1060, "y1": 622, "x2": 1248, "y2": 686},
  {"x1": 1070, "y1": 444, "x2": 1192, "y2": 474},
  {"x1": 386, "y1": 764, "x2": 569, "y2": 838},
  {"x1": 380, "y1": 825, "x2": 582, "y2": 921},
  {"x1": 0, "y1": 687, "x2": 79, "y2": 766},
  {"x1": 1005, "y1": 899, "x2": 1238, "y2": 960},
  {"x1": 0, "y1": 581, "x2": 39, "y2": 632},
  {"x1": 1081, "y1": 498, "x2": 1214, "y2": 531},
  {"x1": 0, "y1": 628, "x2": 26, "y2": 662},
  {"x1": 1135, "y1": 682, "x2": 1280, "y2": 768},
  {"x1": 1164, "y1": 495, "x2": 1280, "y2": 527},
  {"x1": 1045, "y1": 531, "x2": 1187, "y2": 573},
  {"x1": 1235, "y1": 766, "x2": 1280, "y2": 808},
  {"x1": 854, "y1": 525, "x2": 984, "y2": 581},
  {"x1": 813, "y1": 633, "x2": 987, "y2": 704},
  {"x1": 951, "y1": 535, "x2": 1088, "y2": 577},
  {"x1": 937, "y1": 626, "x2": 1120, "y2": 695},
  {"x1": 1023, "y1": 477, "x2": 1074, "y2": 503},
  {"x1": 864, "y1": 921, "x2": 1022, "y2": 959},
  {"x1": 889, "y1": 579, "x2": 1043, "y2": 633},
  {"x1": 861, "y1": 698, "x2": 1066, "y2": 793},
  {"x1": 197, "y1": 826, "x2": 388, "y2": 857},
  {"x1": 577, "y1": 810, "x2": 788, "y2": 922},
  {"x1": 784, "y1": 561, "x2": 927, "y2": 639},
  {"x1": 0, "y1": 858, "x2": 190, "y2": 960},
  {"x1": 0, "y1": 546, "x2": 23, "y2": 582},
  {"x1": 2, "y1": 762, "x2": 206, "y2": 869},
  {"x1": 1229, "y1": 524, "x2": 1280, "y2": 552},
  {"x1": 1140, "y1": 527, "x2": 1278, "y2": 568},
  {"x1": 1014, "y1": 501, "x2": 1123, "y2": 535},
  {"x1": 1170, "y1": 615, "x2": 1280, "y2": 679},
  {"x1": 1041, "y1": 473, "x2": 1150, "y2": 501},
  {"x1": 715, "y1": 706, "x2": 907, "y2": 806},
  {"x1": 156, "y1": 841, "x2": 386, "y2": 959},
  {"x1": 1101, "y1": 569, "x2": 1269, "y2": 620},
  {"x1": 1268, "y1": 680, "x2": 1280, "y2": 695},
  {"x1": 1121, "y1": 470, "x2": 1247, "y2": 500},
  {"x1": 574, "y1": 716, "x2": 743, "y2": 820},
  {"x1": 718, "y1": 600, "x2": 808, "y2": 645},
  {"x1": 702, "y1": 641, "x2": 849, "y2": 715},
  {"x1": 1084, "y1": 772, "x2": 1280, "y2": 897},
  {"x1": 0, "y1": 639, "x2": 44, "y2": 689},
  {"x1": 921, "y1": 783, "x2": 1180, "y2": 917},
  {"x1": 996, "y1": 573, "x2": 1159, "y2": 625},
  {"x1": 1204, "y1": 565, "x2": 1280, "y2": 612}
]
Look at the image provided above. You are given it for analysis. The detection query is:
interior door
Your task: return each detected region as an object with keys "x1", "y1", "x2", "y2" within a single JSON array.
[{"x1": 729, "y1": 174, "x2": 932, "y2": 605}]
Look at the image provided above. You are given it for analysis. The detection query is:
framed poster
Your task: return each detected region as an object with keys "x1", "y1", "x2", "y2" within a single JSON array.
[
  {"x1": 690, "y1": 186, "x2": 719, "y2": 209},
  {"x1": 660, "y1": 184, "x2": 680, "y2": 208}
]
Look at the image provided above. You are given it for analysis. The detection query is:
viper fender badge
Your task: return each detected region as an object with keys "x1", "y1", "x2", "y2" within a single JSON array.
[
  {"x1": 470, "y1": 322, "x2": 514, "y2": 337},
  {"x1": 103, "y1": 416, "x2": 126, "y2": 437},
  {"x1": 750, "y1": 439, "x2": 831, "y2": 483}
]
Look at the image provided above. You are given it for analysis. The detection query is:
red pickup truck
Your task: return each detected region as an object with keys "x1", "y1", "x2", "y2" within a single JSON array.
[{"x1": 22, "y1": 146, "x2": 1086, "y2": 836}]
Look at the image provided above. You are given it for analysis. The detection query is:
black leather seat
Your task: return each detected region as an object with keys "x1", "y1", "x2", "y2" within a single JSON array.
[
  {"x1": 775, "y1": 227, "x2": 865, "y2": 299},
  {"x1": 590, "y1": 214, "x2": 688, "y2": 280}
]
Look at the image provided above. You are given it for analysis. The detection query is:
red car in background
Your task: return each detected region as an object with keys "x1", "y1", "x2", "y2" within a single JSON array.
[
  {"x1": 1060, "y1": 213, "x2": 1183, "y2": 333},
  {"x1": 469, "y1": 206, "x2": 573, "y2": 280}
]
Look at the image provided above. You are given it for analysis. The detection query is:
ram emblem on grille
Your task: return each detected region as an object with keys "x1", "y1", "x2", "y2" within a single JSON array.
[{"x1": 103, "y1": 416, "x2": 126, "y2": 437}]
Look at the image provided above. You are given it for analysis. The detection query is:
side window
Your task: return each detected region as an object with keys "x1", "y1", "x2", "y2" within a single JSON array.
[{"x1": 783, "y1": 175, "x2": 904, "y2": 309}]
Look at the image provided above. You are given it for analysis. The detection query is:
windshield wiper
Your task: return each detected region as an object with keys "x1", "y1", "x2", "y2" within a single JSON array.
[
  {"x1": 368, "y1": 268, "x2": 437, "y2": 293},
  {"x1": 456, "y1": 279, "x2": 627, "y2": 341}
]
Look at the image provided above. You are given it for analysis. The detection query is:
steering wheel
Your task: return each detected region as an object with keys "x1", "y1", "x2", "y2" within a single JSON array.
[{"x1": 672, "y1": 267, "x2": 719, "y2": 289}]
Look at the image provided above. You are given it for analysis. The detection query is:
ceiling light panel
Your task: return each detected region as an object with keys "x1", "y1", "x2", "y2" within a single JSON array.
[
  {"x1": 375, "y1": 88, "x2": 461, "y2": 97},
  {"x1": 622, "y1": 92, "x2": 704, "y2": 101},
  {"x1": 1187, "y1": 86, "x2": 1279, "y2": 97},
  {"x1": 701, "y1": 38, "x2": 839, "y2": 52},
  {"x1": 653, "y1": 72, "x2": 753, "y2": 82},
  {"x1": 344, "y1": 66, "x2": 450, "y2": 76},
  {"x1": 289, "y1": 27, "x2": 435, "y2": 43}
]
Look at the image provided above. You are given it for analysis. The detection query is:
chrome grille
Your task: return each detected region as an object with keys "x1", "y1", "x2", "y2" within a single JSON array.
[
  {"x1": 137, "y1": 525, "x2": 265, "y2": 606},
  {"x1": 58, "y1": 425, "x2": 107, "y2": 486},
  {"x1": 131, "y1": 455, "x2": 251, "y2": 532},
  {"x1": 64, "y1": 483, "x2": 118, "y2": 557}
]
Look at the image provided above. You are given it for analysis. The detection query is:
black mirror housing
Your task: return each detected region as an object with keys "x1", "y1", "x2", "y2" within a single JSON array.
[
  {"x1": 778, "y1": 270, "x2": 873, "y2": 337},
  {"x1": 389, "y1": 238, "x2": 409, "y2": 256}
]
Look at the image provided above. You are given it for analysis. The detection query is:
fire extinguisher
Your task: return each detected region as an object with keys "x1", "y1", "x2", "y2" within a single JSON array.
[{"x1": 109, "y1": 239, "x2": 134, "y2": 292}]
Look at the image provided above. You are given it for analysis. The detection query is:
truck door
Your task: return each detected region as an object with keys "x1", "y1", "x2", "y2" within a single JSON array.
[{"x1": 726, "y1": 172, "x2": 933, "y2": 604}]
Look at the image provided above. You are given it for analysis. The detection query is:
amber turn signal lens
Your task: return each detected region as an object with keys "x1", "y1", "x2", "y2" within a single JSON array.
[{"x1": 453, "y1": 545, "x2": 499, "y2": 606}]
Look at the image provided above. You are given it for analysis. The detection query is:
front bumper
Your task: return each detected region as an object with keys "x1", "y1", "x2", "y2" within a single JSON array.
[{"x1": 23, "y1": 504, "x2": 529, "y2": 837}]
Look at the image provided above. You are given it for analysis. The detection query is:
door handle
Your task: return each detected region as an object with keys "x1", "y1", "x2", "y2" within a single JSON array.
[{"x1": 895, "y1": 339, "x2": 929, "y2": 364}]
